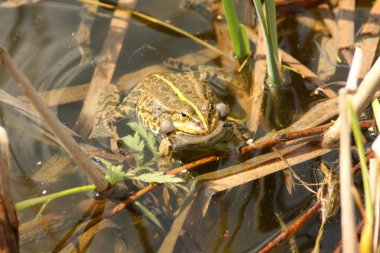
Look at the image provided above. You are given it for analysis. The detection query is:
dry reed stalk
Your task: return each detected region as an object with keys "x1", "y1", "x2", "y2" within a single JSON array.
[
  {"x1": 0, "y1": 47, "x2": 109, "y2": 192},
  {"x1": 346, "y1": 48, "x2": 362, "y2": 91},
  {"x1": 248, "y1": 27, "x2": 266, "y2": 133},
  {"x1": 0, "y1": 127, "x2": 19, "y2": 252},
  {"x1": 197, "y1": 144, "x2": 331, "y2": 193},
  {"x1": 358, "y1": 0, "x2": 380, "y2": 79},
  {"x1": 318, "y1": 3, "x2": 338, "y2": 41},
  {"x1": 337, "y1": 0, "x2": 355, "y2": 64},
  {"x1": 279, "y1": 49, "x2": 337, "y2": 98},
  {"x1": 339, "y1": 89, "x2": 359, "y2": 253},
  {"x1": 75, "y1": 0, "x2": 136, "y2": 137},
  {"x1": 322, "y1": 55, "x2": 380, "y2": 147}
]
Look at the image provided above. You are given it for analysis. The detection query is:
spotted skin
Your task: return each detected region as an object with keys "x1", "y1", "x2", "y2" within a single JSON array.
[{"x1": 93, "y1": 72, "x2": 222, "y2": 137}]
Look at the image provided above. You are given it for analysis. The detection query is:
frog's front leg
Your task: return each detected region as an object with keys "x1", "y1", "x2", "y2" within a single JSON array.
[
  {"x1": 157, "y1": 137, "x2": 174, "y2": 172},
  {"x1": 89, "y1": 84, "x2": 138, "y2": 140}
]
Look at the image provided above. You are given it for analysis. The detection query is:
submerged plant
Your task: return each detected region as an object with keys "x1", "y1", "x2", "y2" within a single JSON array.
[
  {"x1": 100, "y1": 121, "x2": 183, "y2": 185},
  {"x1": 15, "y1": 122, "x2": 183, "y2": 212}
]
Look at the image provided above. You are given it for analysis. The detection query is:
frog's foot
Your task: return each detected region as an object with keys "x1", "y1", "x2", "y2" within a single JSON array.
[
  {"x1": 89, "y1": 115, "x2": 120, "y2": 139},
  {"x1": 157, "y1": 137, "x2": 173, "y2": 172},
  {"x1": 163, "y1": 58, "x2": 197, "y2": 72},
  {"x1": 157, "y1": 156, "x2": 172, "y2": 172},
  {"x1": 180, "y1": 0, "x2": 219, "y2": 12},
  {"x1": 163, "y1": 58, "x2": 248, "y2": 93},
  {"x1": 164, "y1": 58, "x2": 219, "y2": 81},
  {"x1": 89, "y1": 84, "x2": 121, "y2": 139}
]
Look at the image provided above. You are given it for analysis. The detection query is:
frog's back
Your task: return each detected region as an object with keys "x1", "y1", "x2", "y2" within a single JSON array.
[
  {"x1": 135, "y1": 72, "x2": 221, "y2": 134},
  {"x1": 138, "y1": 72, "x2": 219, "y2": 108}
]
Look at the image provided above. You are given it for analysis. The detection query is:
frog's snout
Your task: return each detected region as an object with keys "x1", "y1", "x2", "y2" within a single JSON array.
[{"x1": 215, "y1": 103, "x2": 229, "y2": 120}]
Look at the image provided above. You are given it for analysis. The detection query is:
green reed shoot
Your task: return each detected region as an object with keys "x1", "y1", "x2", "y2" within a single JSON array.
[
  {"x1": 252, "y1": 0, "x2": 282, "y2": 86},
  {"x1": 222, "y1": 0, "x2": 251, "y2": 62}
]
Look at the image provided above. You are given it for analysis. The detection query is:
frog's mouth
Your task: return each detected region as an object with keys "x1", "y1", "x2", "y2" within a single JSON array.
[{"x1": 171, "y1": 121, "x2": 232, "y2": 149}]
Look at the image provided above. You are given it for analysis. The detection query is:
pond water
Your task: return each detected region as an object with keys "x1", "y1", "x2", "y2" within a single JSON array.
[{"x1": 0, "y1": 0, "x2": 371, "y2": 252}]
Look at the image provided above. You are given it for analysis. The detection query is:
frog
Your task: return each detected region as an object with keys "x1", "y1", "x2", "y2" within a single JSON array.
[{"x1": 89, "y1": 71, "x2": 232, "y2": 170}]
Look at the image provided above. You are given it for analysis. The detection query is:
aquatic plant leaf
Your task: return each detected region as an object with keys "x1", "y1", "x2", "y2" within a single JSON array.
[
  {"x1": 96, "y1": 157, "x2": 128, "y2": 185},
  {"x1": 134, "y1": 171, "x2": 183, "y2": 183},
  {"x1": 127, "y1": 122, "x2": 157, "y2": 155},
  {"x1": 121, "y1": 131, "x2": 146, "y2": 167},
  {"x1": 121, "y1": 132, "x2": 144, "y2": 152},
  {"x1": 105, "y1": 164, "x2": 127, "y2": 185}
]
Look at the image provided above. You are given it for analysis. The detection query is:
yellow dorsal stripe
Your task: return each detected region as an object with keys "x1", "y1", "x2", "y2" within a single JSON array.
[{"x1": 153, "y1": 74, "x2": 208, "y2": 131}]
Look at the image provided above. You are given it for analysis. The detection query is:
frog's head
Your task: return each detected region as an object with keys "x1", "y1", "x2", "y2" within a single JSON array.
[{"x1": 160, "y1": 102, "x2": 228, "y2": 135}]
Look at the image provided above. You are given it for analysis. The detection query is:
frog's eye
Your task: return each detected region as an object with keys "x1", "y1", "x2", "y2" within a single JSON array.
[
  {"x1": 215, "y1": 103, "x2": 229, "y2": 119},
  {"x1": 160, "y1": 119, "x2": 175, "y2": 134},
  {"x1": 181, "y1": 112, "x2": 187, "y2": 118}
]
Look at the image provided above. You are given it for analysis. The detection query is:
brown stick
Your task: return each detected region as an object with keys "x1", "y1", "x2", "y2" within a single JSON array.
[
  {"x1": 337, "y1": 0, "x2": 355, "y2": 64},
  {"x1": 75, "y1": 0, "x2": 136, "y2": 137},
  {"x1": 111, "y1": 155, "x2": 222, "y2": 214},
  {"x1": 358, "y1": 0, "x2": 380, "y2": 79},
  {"x1": 241, "y1": 119, "x2": 374, "y2": 154},
  {"x1": 258, "y1": 201, "x2": 322, "y2": 253},
  {"x1": 0, "y1": 127, "x2": 19, "y2": 253}
]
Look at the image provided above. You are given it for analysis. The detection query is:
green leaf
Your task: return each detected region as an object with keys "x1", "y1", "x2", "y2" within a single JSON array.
[
  {"x1": 127, "y1": 122, "x2": 157, "y2": 154},
  {"x1": 105, "y1": 164, "x2": 127, "y2": 185},
  {"x1": 121, "y1": 131, "x2": 146, "y2": 167},
  {"x1": 96, "y1": 157, "x2": 129, "y2": 185},
  {"x1": 121, "y1": 132, "x2": 145, "y2": 152},
  {"x1": 239, "y1": 24, "x2": 251, "y2": 57},
  {"x1": 134, "y1": 171, "x2": 183, "y2": 184}
]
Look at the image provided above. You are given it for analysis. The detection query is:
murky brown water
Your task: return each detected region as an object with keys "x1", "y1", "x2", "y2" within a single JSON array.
[{"x1": 0, "y1": 0, "x2": 373, "y2": 252}]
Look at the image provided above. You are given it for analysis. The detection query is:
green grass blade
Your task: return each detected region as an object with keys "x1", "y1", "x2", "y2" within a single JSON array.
[
  {"x1": 222, "y1": 0, "x2": 251, "y2": 61},
  {"x1": 265, "y1": 0, "x2": 278, "y2": 62},
  {"x1": 252, "y1": 0, "x2": 281, "y2": 86},
  {"x1": 265, "y1": 0, "x2": 281, "y2": 85},
  {"x1": 239, "y1": 24, "x2": 252, "y2": 58},
  {"x1": 134, "y1": 201, "x2": 164, "y2": 231},
  {"x1": 16, "y1": 185, "x2": 96, "y2": 211},
  {"x1": 348, "y1": 100, "x2": 374, "y2": 224}
]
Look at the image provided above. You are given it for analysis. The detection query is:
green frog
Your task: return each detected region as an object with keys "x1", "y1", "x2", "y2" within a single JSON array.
[{"x1": 90, "y1": 71, "x2": 232, "y2": 170}]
